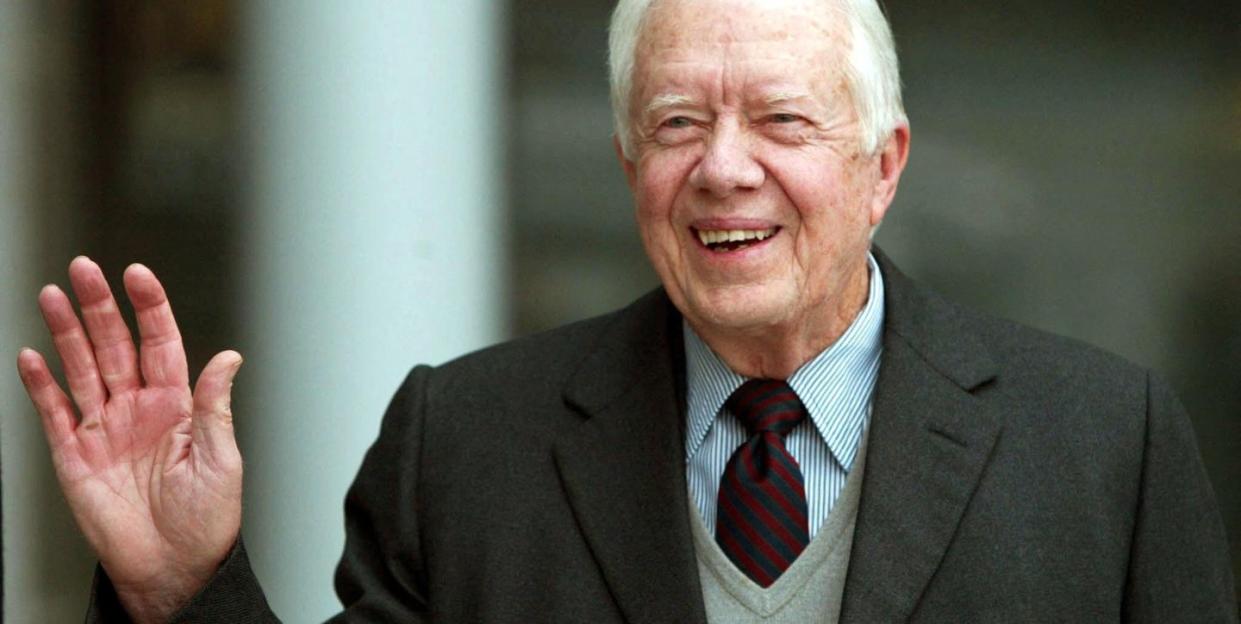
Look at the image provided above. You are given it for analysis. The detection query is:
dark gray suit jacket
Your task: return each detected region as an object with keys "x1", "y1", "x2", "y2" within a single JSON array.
[{"x1": 91, "y1": 251, "x2": 1237, "y2": 622}]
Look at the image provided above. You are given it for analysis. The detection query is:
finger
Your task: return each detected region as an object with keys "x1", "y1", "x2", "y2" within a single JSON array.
[
  {"x1": 123, "y1": 263, "x2": 189, "y2": 389},
  {"x1": 38, "y1": 284, "x2": 108, "y2": 415},
  {"x1": 68, "y1": 257, "x2": 141, "y2": 396},
  {"x1": 192, "y1": 350, "x2": 243, "y2": 461},
  {"x1": 17, "y1": 348, "x2": 79, "y2": 448}
]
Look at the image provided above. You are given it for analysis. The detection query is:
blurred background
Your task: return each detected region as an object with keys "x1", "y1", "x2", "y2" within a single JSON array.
[{"x1": 1, "y1": 1, "x2": 1237, "y2": 620}]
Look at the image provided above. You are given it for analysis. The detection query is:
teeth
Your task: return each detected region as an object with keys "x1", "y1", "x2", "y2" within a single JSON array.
[{"x1": 696, "y1": 228, "x2": 776, "y2": 246}]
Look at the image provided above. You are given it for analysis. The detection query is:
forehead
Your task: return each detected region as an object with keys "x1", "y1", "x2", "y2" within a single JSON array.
[
  {"x1": 630, "y1": 0, "x2": 853, "y2": 106},
  {"x1": 638, "y1": 0, "x2": 847, "y2": 66}
]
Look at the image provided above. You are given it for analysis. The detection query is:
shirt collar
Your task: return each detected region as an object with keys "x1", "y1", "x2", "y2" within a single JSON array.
[{"x1": 683, "y1": 253, "x2": 886, "y2": 470}]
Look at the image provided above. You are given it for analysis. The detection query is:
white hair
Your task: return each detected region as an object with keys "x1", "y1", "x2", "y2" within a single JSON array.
[{"x1": 608, "y1": 0, "x2": 907, "y2": 159}]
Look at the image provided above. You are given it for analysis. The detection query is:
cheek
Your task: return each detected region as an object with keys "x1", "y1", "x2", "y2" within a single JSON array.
[
  {"x1": 634, "y1": 151, "x2": 698, "y2": 228},
  {"x1": 769, "y1": 158, "x2": 874, "y2": 251},
  {"x1": 769, "y1": 160, "x2": 844, "y2": 223}
]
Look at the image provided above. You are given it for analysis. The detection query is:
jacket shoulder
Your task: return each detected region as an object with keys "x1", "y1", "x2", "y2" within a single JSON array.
[
  {"x1": 418, "y1": 288, "x2": 670, "y2": 407},
  {"x1": 964, "y1": 303, "x2": 1149, "y2": 399},
  {"x1": 880, "y1": 254, "x2": 1152, "y2": 412}
]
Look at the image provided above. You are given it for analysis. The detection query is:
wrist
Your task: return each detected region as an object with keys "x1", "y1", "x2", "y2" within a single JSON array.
[{"x1": 109, "y1": 565, "x2": 211, "y2": 624}]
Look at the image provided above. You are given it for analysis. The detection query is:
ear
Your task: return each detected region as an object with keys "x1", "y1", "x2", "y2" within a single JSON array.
[
  {"x1": 614, "y1": 135, "x2": 638, "y2": 191},
  {"x1": 869, "y1": 123, "x2": 910, "y2": 227}
]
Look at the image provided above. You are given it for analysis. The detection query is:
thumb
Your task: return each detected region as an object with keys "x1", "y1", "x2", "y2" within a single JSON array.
[{"x1": 192, "y1": 350, "x2": 244, "y2": 455}]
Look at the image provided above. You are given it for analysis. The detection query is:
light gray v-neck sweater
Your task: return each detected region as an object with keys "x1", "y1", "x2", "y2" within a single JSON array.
[{"x1": 689, "y1": 433, "x2": 869, "y2": 623}]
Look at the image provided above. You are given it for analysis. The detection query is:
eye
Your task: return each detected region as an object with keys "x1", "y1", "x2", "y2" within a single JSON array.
[
  {"x1": 768, "y1": 113, "x2": 802, "y2": 124},
  {"x1": 662, "y1": 116, "x2": 693, "y2": 129}
]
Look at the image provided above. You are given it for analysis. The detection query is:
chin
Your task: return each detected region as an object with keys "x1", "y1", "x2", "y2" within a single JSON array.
[{"x1": 682, "y1": 283, "x2": 796, "y2": 335}]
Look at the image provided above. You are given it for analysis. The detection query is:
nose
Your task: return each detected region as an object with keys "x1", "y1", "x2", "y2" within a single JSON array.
[{"x1": 688, "y1": 119, "x2": 765, "y2": 198}]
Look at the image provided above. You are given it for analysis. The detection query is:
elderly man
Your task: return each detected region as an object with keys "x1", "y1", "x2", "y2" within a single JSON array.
[{"x1": 17, "y1": 0, "x2": 1236, "y2": 622}]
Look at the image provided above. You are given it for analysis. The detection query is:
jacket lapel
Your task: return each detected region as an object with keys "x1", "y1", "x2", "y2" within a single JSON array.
[
  {"x1": 553, "y1": 291, "x2": 708, "y2": 624},
  {"x1": 840, "y1": 251, "x2": 1003, "y2": 622}
]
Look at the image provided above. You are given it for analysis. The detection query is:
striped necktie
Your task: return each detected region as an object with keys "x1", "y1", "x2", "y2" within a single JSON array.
[{"x1": 715, "y1": 379, "x2": 810, "y2": 587}]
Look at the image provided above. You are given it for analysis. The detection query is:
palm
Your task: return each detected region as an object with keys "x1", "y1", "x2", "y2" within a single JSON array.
[
  {"x1": 18, "y1": 258, "x2": 243, "y2": 617},
  {"x1": 65, "y1": 386, "x2": 237, "y2": 584}
]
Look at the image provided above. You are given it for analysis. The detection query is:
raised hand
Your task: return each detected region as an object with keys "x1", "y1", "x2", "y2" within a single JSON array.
[{"x1": 16, "y1": 257, "x2": 244, "y2": 623}]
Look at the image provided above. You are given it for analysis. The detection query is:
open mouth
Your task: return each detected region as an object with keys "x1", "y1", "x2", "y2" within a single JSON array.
[{"x1": 693, "y1": 227, "x2": 780, "y2": 252}]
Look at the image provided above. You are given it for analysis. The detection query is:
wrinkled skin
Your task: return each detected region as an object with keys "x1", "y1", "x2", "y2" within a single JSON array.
[{"x1": 617, "y1": 0, "x2": 909, "y2": 378}]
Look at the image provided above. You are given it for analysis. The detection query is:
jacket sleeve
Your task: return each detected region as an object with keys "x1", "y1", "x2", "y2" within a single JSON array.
[
  {"x1": 327, "y1": 365, "x2": 432, "y2": 622},
  {"x1": 1122, "y1": 371, "x2": 1238, "y2": 622},
  {"x1": 85, "y1": 538, "x2": 278, "y2": 624}
]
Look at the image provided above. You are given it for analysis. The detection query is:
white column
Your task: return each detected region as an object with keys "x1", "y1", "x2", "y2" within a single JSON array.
[
  {"x1": 1, "y1": 2, "x2": 96, "y2": 621},
  {"x1": 239, "y1": 2, "x2": 505, "y2": 620},
  {"x1": 0, "y1": 2, "x2": 35, "y2": 617}
]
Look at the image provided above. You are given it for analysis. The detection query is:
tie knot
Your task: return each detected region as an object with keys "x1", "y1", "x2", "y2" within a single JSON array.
[{"x1": 726, "y1": 379, "x2": 807, "y2": 436}]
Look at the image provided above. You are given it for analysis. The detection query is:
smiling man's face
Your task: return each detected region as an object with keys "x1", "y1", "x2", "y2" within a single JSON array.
[{"x1": 619, "y1": 0, "x2": 903, "y2": 351}]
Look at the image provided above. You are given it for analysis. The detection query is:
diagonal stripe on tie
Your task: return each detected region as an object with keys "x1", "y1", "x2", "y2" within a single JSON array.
[
  {"x1": 718, "y1": 488, "x2": 798, "y2": 568},
  {"x1": 721, "y1": 472, "x2": 804, "y2": 557},
  {"x1": 738, "y1": 446, "x2": 808, "y2": 533},
  {"x1": 716, "y1": 378, "x2": 811, "y2": 587},
  {"x1": 716, "y1": 521, "x2": 778, "y2": 587}
]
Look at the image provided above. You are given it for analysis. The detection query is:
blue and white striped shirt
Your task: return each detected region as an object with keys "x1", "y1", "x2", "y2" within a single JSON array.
[{"x1": 684, "y1": 254, "x2": 885, "y2": 538}]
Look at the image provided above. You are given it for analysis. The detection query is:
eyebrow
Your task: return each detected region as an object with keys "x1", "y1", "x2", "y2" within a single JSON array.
[
  {"x1": 640, "y1": 90, "x2": 812, "y2": 116},
  {"x1": 763, "y1": 90, "x2": 812, "y2": 106},
  {"x1": 643, "y1": 93, "x2": 698, "y2": 115}
]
